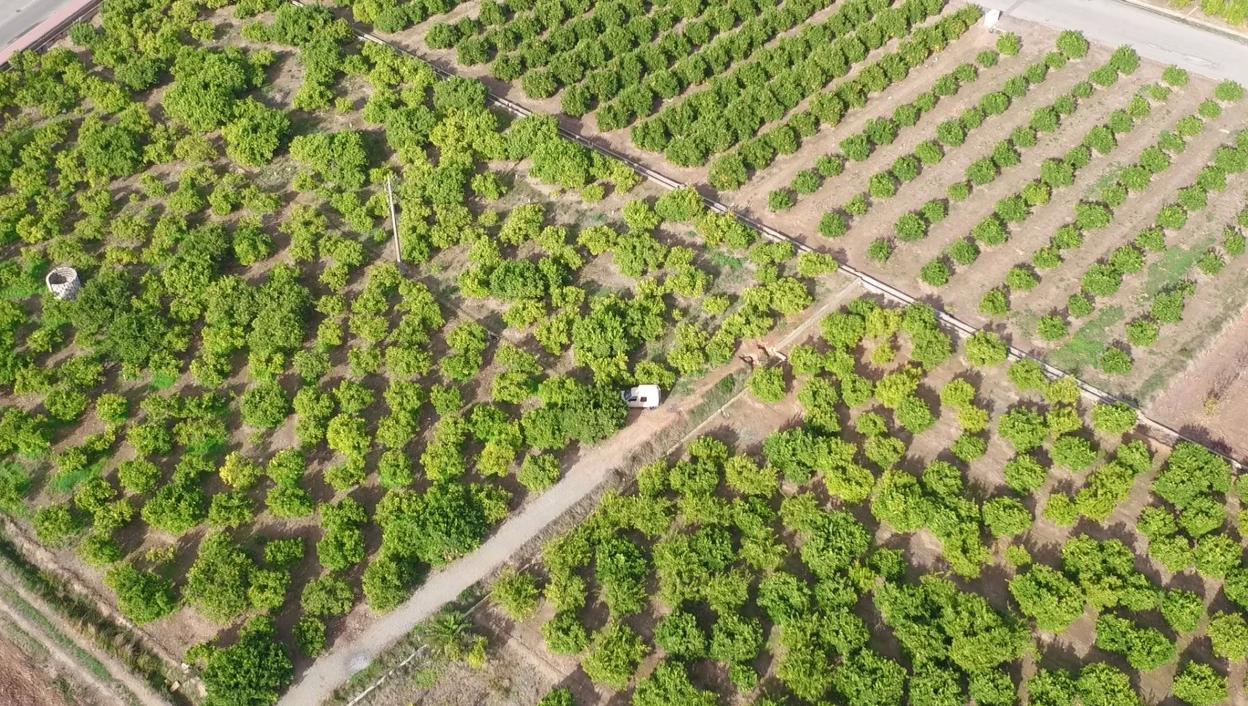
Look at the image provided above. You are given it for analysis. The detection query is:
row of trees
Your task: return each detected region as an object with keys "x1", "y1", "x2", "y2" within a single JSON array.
[
  {"x1": 759, "y1": 49, "x2": 997, "y2": 205},
  {"x1": 484, "y1": 299, "x2": 1219, "y2": 704},
  {"x1": 982, "y1": 115, "x2": 1248, "y2": 376},
  {"x1": 635, "y1": 1, "x2": 983, "y2": 168},
  {"x1": 812, "y1": 32, "x2": 1064, "y2": 243},
  {"x1": 910, "y1": 45, "x2": 1146, "y2": 283}
]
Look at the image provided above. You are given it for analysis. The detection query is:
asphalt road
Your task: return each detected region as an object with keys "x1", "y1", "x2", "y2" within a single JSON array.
[
  {"x1": 978, "y1": 0, "x2": 1248, "y2": 83},
  {"x1": 0, "y1": 0, "x2": 75, "y2": 52}
]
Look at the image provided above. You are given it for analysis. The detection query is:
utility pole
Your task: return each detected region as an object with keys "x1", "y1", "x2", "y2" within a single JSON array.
[{"x1": 386, "y1": 175, "x2": 401, "y2": 264}]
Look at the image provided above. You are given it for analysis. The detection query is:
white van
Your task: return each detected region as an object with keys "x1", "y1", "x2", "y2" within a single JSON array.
[{"x1": 621, "y1": 384, "x2": 662, "y2": 409}]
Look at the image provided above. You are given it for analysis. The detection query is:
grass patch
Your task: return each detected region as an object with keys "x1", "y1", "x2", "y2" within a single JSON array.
[
  {"x1": 149, "y1": 369, "x2": 179, "y2": 390},
  {"x1": 48, "y1": 461, "x2": 101, "y2": 495},
  {"x1": 1050, "y1": 306, "x2": 1124, "y2": 372},
  {"x1": 709, "y1": 252, "x2": 744, "y2": 270},
  {"x1": 1144, "y1": 244, "x2": 1203, "y2": 296}
]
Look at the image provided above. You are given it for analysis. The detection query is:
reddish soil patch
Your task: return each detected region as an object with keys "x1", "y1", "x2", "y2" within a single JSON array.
[
  {"x1": 1146, "y1": 300, "x2": 1248, "y2": 459},
  {"x1": 0, "y1": 633, "x2": 77, "y2": 706}
]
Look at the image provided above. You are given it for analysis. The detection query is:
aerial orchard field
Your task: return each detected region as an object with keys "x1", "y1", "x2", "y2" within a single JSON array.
[
  {"x1": 491, "y1": 296, "x2": 1248, "y2": 706},
  {"x1": 3, "y1": 0, "x2": 1248, "y2": 704},
  {"x1": 0, "y1": 0, "x2": 846, "y2": 702},
  {"x1": 358, "y1": 0, "x2": 1248, "y2": 454}
]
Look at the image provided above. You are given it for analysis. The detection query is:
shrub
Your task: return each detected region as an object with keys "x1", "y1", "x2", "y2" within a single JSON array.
[
  {"x1": 948, "y1": 181, "x2": 972, "y2": 202},
  {"x1": 1163, "y1": 66, "x2": 1190, "y2": 87},
  {"x1": 768, "y1": 190, "x2": 795, "y2": 212},
  {"x1": 1209, "y1": 613, "x2": 1248, "y2": 660},
  {"x1": 1215, "y1": 81, "x2": 1245, "y2": 103},
  {"x1": 749, "y1": 368, "x2": 787, "y2": 403},
  {"x1": 1006, "y1": 267, "x2": 1039, "y2": 292},
  {"x1": 920, "y1": 261, "x2": 951, "y2": 287},
  {"x1": 1172, "y1": 662, "x2": 1228, "y2": 706},
  {"x1": 1037, "y1": 315, "x2": 1068, "y2": 342},
  {"x1": 1100, "y1": 347, "x2": 1133, "y2": 375},
  {"x1": 983, "y1": 497, "x2": 1032, "y2": 537},
  {"x1": 819, "y1": 212, "x2": 850, "y2": 238},
  {"x1": 892, "y1": 156, "x2": 921, "y2": 183},
  {"x1": 793, "y1": 170, "x2": 821, "y2": 194},
  {"x1": 997, "y1": 33, "x2": 1022, "y2": 56},
  {"x1": 1010, "y1": 564, "x2": 1084, "y2": 632},
  {"x1": 1225, "y1": 228, "x2": 1246, "y2": 256},
  {"x1": 921, "y1": 200, "x2": 947, "y2": 225},
  {"x1": 1126, "y1": 318, "x2": 1159, "y2": 347},
  {"x1": 948, "y1": 238, "x2": 980, "y2": 266},
  {"x1": 1052, "y1": 435, "x2": 1097, "y2": 471},
  {"x1": 1198, "y1": 249, "x2": 1226, "y2": 275},
  {"x1": 1005, "y1": 454, "x2": 1047, "y2": 493},
  {"x1": 869, "y1": 173, "x2": 898, "y2": 199},
  {"x1": 1075, "y1": 202, "x2": 1112, "y2": 231},
  {"x1": 583, "y1": 622, "x2": 648, "y2": 688},
  {"x1": 966, "y1": 332, "x2": 1008, "y2": 367},
  {"x1": 979, "y1": 288, "x2": 1009, "y2": 316},
  {"x1": 492, "y1": 568, "x2": 541, "y2": 620},
  {"x1": 816, "y1": 155, "x2": 846, "y2": 178},
  {"x1": 867, "y1": 239, "x2": 893, "y2": 263},
  {"x1": 1069, "y1": 292, "x2": 1095, "y2": 317},
  {"x1": 937, "y1": 120, "x2": 966, "y2": 147},
  {"x1": 896, "y1": 213, "x2": 928, "y2": 242},
  {"x1": 1110, "y1": 46, "x2": 1140, "y2": 74},
  {"x1": 1033, "y1": 247, "x2": 1061, "y2": 270}
]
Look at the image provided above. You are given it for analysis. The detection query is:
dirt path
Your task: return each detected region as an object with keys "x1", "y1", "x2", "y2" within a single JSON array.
[
  {"x1": 0, "y1": 569, "x2": 170, "y2": 706},
  {"x1": 283, "y1": 273, "x2": 867, "y2": 706},
  {"x1": 276, "y1": 404, "x2": 681, "y2": 706}
]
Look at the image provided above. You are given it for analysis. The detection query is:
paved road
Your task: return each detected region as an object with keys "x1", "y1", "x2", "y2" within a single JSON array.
[
  {"x1": 979, "y1": 0, "x2": 1248, "y2": 83},
  {"x1": 0, "y1": 0, "x2": 76, "y2": 51}
]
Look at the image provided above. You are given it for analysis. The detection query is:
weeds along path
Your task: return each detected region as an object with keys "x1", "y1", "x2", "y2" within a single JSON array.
[{"x1": 0, "y1": 567, "x2": 171, "y2": 706}]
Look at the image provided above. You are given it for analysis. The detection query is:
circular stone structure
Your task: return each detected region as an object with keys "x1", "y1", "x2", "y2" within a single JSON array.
[{"x1": 45, "y1": 266, "x2": 81, "y2": 301}]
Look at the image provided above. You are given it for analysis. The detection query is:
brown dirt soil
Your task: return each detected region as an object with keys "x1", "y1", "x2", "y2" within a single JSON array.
[
  {"x1": 1146, "y1": 299, "x2": 1248, "y2": 459},
  {"x1": 931, "y1": 61, "x2": 1189, "y2": 308},
  {"x1": 0, "y1": 632, "x2": 78, "y2": 706}
]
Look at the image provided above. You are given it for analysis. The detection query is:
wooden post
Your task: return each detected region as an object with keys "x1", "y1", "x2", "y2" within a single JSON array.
[{"x1": 386, "y1": 175, "x2": 401, "y2": 264}]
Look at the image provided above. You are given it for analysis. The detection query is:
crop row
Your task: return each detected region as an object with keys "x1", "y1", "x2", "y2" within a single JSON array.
[
  {"x1": 915, "y1": 56, "x2": 1169, "y2": 286},
  {"x1": 755, "y1": 41, "x2": 1012, "y2": 207},
  {"x1": 812, "y1": 32, "x2": 1082, "y2": 245},
  {"x1": 904, "y1": 46, "x2": 1151, "y2": 273},
  {"x1": 980, "y1": 82, "x2": 1239, "y2": 305},
  {"x1": 975, "y1": 94, "x2": 1247, "y2": 375},
  {"x1": 634, "y1": 1, "x2": 982, "y2": 168}
]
